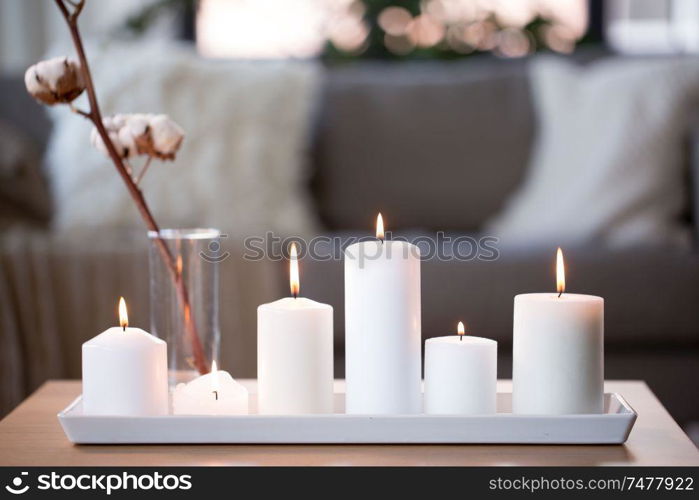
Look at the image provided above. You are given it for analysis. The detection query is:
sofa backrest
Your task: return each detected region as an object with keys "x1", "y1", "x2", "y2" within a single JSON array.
[{"x1": 310, "y1": 58, "x2": 535, "y2": 232}]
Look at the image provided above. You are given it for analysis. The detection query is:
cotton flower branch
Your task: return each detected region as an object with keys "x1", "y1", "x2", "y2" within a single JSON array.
[
  {"x1": 89, "y1": 113, "x2": 184, "y2": 184},
  {"x1": 23, "y1": 0, "x2": 210, "y2": 375},
  {"x1": 90, "y1": 114, "x2": 185, "y2": 160}
]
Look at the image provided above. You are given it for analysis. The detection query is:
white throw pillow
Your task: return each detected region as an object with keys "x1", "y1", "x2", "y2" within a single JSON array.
[
  {"x1": 485, "y1": 56, "x2": 699, "y2": 248},
  {"x1": 46, "y1": 41, "x2": 321, "y2": 238}
]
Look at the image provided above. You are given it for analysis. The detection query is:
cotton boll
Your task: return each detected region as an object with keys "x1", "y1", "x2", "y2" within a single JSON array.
[
  {"x1": 110, "y1": 114, "x2": 129, "y2": 129},
  {"x1": 125, "y1": 114, "x2": 151, "y2": 156},
  {"x1": 24, "y1": 66, "x2": 53, "y2": 104},
  {"x1": 90, "y1": 113, "x2": 185, "y2": 161},
  {"x1": 117, "y1": 126, "x2": 138, "y2": 158},
  {"x1": 91, "y1": 117, "x2": 130, "y2": 159},
  {"x1": 126, "y1": 115, "x2": 150, "y2": 138},
  {"x1": 110, "y1": 131, "x2": 128, "y2": 158},
  {"x1": 24, "y1": 57, "x2": 85, "y2": 105},
  {"x1": 148, "y1": 115, "x2": 184, "y2": 160},
  {"x1": 89, "y1": 127, "x2": 105, "y2": 154},
  {"x1": 90, "y1": 128, "x2": 129, "y2": 158}
]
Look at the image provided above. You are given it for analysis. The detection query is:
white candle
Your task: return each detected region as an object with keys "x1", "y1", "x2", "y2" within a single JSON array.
[
  {"x1": 513, "y1": 248, "x2": 604, "y2": 414},
  {"x1": 173, "y1": 361, "x2": 248, "y2": 415},
  {"x1": 82, "y1": 297, "x2": 168, "y2": 415},
  {"x1": 257, "y1": 244, "x2": 334, "y2": 414},
  {"x1": 344, "y1": 214, "x2": 422, "y2": 414},
  {"x1": 424, "y1": 322, "x2": 497, "y2": 414}
]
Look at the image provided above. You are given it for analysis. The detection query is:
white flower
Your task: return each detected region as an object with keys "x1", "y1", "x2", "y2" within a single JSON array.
[
  {"x1": 24, "y1": 57, "x2": 85, "y2": 105},
  {"x1": 90, "y1": 113, "x2": 185, "y2": 160}
]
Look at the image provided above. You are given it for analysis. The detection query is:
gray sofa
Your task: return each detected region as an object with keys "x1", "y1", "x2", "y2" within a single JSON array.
[
  {"x1": 306, "y1": 58, "x2": 699, "y2": 427},
  {"x1": 1, "y1": 56, "x2": 698, "y2": 427}
]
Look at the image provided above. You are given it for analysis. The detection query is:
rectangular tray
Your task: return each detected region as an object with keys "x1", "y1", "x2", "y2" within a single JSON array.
[{"x1": 59, "y1": 390, "x2": 636, "y2": 444}]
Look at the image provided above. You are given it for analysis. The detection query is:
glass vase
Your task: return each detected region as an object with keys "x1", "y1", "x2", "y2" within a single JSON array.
[{"x1": 148, "y1": 228, "x2": 221, "y2": 386}]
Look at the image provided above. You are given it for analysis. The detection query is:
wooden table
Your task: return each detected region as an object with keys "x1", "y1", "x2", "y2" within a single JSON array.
[{"x1": 0, "y1": 380, "x2": 697, "y2": 466}]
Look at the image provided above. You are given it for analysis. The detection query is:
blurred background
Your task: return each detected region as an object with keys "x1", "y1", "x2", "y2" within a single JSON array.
[{"x1": 1, "y1": 0, "x2": 698, "y2": 443}]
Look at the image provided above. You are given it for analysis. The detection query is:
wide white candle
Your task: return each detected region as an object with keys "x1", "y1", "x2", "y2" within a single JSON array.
[
  {"x1": 424, "y1": 322, "x2": 497, "y2": 414},
  {"x1": 82, "y1": 297, "x2": 168, "y2": 416},
  {"x1": 257, "y1": 244, "x2": 334, "y2": 414},
  {"x1": 344, "y1": 214, "x2": 422, "y2": 414},
  {"x1": 513, "y1": 248, "x2": 604, "y2": 414},
  {"x1": 173, "y1": 361, "x2": 248, "y2": 415}
]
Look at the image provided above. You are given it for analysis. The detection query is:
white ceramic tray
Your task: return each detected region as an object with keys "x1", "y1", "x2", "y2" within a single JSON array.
[{"x1": 58, "y1": 390, "x2": 636, "y2": 445}]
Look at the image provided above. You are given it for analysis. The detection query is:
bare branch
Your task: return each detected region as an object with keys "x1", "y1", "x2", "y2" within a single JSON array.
[
  {"x1": 134, "y1": 156, "x2": 153, "y2": 186},
  {"x1": 123, "y1": 159, "x2": 134, "y2": 178},
  {"x1": 71, "y1": 0, "x2": 85, "y2": 20},
  {"x1": 50, "y1": 0, "x2": 209, "y2": 375},
  {"x1": 53, "y1": 0, "x2": 70, "y2": 19},
  {"x1": 69, "y1": 103, "x2": 91, "y2": 118}
]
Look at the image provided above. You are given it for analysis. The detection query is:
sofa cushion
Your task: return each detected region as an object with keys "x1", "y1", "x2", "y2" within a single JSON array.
[
  {"x1": 45, "y1": 42, "x2": 321, "y2": 238},
  {"x1": 312, "y1": 58, "x2": 534, "y2": 231},
  {"x1": 486, "y1": 56, "x2": 699, "y2": 248}
]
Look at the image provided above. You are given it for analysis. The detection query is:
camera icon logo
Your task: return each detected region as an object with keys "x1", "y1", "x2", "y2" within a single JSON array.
[
  {"x1": 5, "y1": 472, "x2": 29, "y2": 495},
  {"x1": 199, "y1": 233, "x2": 230, "y2": 263}
]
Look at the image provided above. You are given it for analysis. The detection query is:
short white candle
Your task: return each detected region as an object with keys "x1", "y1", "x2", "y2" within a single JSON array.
[
  {"x1": 513, "y1": 248, "x2": 604, "y2": 414},
  {"x1": 82, "y1": 297, "x2": 168, "y2": 416},
  {"x1": 257, "y1": 244, "x2": 334, "y2": 414},
  {"x1": 172, "y1": 361, "x2": 248, "y2": 415},
  {"x1": 424, "y1": 322, "x2": 497, "y2": 414},
  {"x1": 344, "y1": 214, "x2": 422, "y2": 414}
]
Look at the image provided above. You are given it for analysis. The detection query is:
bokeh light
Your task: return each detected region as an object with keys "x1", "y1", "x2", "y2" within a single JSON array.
[
  {"x1": 408, "y1": 14, "x2": 446, "y2": 48},
  {"x1": 196, "y1": 0, "x2": 588, "y2": 59},
  {"x1": 384, "y1": 33, "x2": 416, "y2": 55},
  {"x1": 378, "y1": 6, "x2": 413, "y2": 37},
  {"x1": 496, "y1": 28, "x2": 534, "y2": 58},
  {"x1": 329, "y1": 16, "x2": 369, "y2": 53}
]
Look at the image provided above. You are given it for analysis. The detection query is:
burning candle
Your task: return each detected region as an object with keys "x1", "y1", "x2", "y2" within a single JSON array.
[
  {"x1": 344, "y1": 214, "x2": 422, "y2": 414},
  {"x1": 257, "y1": 243, "x2": 334, "y2": 414},
  {"x1": 172, "y1": 361, "x2": 248, "y2": 415},
  {"x1": 82, "y1": 297, "x2": 168, "y2": 415},
  {"x1": 424, "y1": 321, "x2": 497, "y2": 414},
  {"x1": 512, "y1": 248, "x2": 604, "y2": 414}
]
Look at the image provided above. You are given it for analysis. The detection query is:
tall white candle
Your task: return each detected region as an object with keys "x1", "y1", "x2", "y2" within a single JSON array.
[
  {"x1": 513, "y1": 248, "x2": 604, "y2": 414},
  {"x1": 344, "y1": 214, "x2": 422, "y2": 414},
  {"x1": 424, "y1": 322, "x2": 497, "y2": 414},
  {"x1": 82, "y1": 297, "x2": 168, "y2": 416},
  {"x1": 257, "y1": 244, "x2": 334, "y2": 414}
]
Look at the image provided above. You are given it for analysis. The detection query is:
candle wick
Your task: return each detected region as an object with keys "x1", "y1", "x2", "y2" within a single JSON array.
[
  {"x1": 459, "y1": 335, "x2": 463, "y2": 341},
  {"x1": 122, "y1": 325, "x2": 126, "y2": 332},
  {"x1": 293, "y1": 291, "x2": 298, "y2": 299},
  {"x1": 213, "y1": 390, "x2": 218, "y2": 401},
  {"x1": 558, "y1": 291, "x2": 563, "y2": 298}
]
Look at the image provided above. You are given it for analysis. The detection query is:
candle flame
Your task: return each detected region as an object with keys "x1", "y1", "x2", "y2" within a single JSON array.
[
  {"x1": 556, "y1": 247, "x2": 565, "y2": 296},
  {"x1": 457, "y1": 321, "x2": 465, "y2": 337},
  {"x1": 118, "y1": 296, "x2": 128, "y2": 330},
  {"x1": 376, "y1": 213, "x2": 384, "y2": 241},
  {"x1": 289, "y1": 243, "x2": 300, "y2": 298}
]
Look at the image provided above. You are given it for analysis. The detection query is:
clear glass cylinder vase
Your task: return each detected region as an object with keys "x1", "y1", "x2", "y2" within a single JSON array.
[{"x1": 148, "y1": 228, "x2": 221, "y2": 386}]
